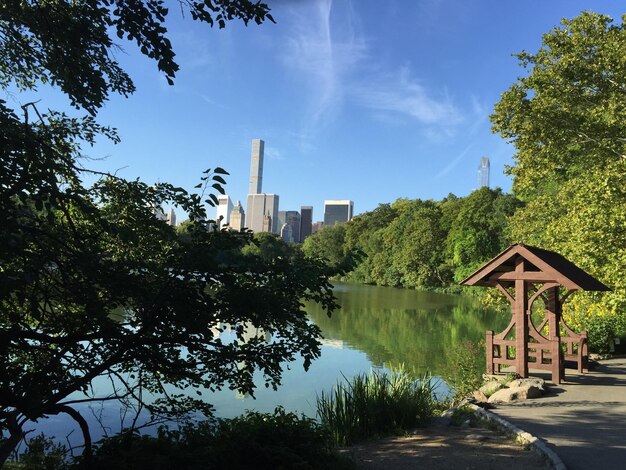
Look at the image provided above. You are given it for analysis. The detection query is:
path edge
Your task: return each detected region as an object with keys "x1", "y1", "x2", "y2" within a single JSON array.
[{"x1": 469, "y1": 404, "x2": 567, "y2": 470}]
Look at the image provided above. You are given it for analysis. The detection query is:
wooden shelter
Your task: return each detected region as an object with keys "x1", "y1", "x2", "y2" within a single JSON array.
[{"x1": 461, "y1": 244, "x2": 609, "y2": 384}]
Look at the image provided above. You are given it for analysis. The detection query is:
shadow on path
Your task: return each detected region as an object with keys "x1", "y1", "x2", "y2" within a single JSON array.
[{"x1": 491, "y1": 357, "x2": 626, "y2": 470}]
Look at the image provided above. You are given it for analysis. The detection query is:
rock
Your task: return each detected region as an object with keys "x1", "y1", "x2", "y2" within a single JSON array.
[
  {"x1": 480, "y1": 381, "x2": 505, "y2": 396},
  {"x1": 472, "y1": 390, "x2": 489, "y2": 403},
  {"x1": 508, "y1": 378, "x2": 545, "y2": 390},
  {"x1": 465, "y1": 433, "x2": 489, "y2": 442},
  {"x1": 524, "y1": 385, "x2": 544, "y2": 399},
  {"x1": 482, "y1": 373, "x2": 520, "y2": 383},
  {"x1": 441, "y1": 408, "x2": 456, "y2": 419},
  {"x1": 488, "y1": 385, "x2": 544, "y2": 403}
]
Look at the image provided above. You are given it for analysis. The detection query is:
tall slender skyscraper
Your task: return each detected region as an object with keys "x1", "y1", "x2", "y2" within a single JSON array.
[
  {"x1": 478, "y1": 156, "x2": 490, "y2": 188},
  {"x1": 249, "y1": 139, "x2": 264, "y2": 195},
  {"x1": 246, "y1": 139, "x2": 279, "y2": 233},
  {"x1": 166, "y1": 208, "x2": 176, "y2": 226},
  {"x1": 323, "y1": 200, "x2": 353, "y2": 226}
]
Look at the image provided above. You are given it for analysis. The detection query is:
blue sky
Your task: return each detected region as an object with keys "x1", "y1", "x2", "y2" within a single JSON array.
[{"x1": 11, "y1": 1, "x2": 624, "y2": 222}]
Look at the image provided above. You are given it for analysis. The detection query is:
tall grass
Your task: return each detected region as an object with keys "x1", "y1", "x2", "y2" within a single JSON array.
[{"x1": 316, "y1": 369, "x2": 438, "y2": 446}]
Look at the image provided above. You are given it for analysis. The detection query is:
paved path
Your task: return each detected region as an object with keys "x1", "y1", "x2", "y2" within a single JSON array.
[{"x1": 490, "y1": 358, "x2": 626, "y2": 470}]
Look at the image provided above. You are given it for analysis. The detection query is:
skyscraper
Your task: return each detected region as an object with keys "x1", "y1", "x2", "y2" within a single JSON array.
[
  {"x1": 299, "y1": 206, "x2": 313, "y2": 242},
  {"x1": 323, "y1": 200, "x2": 354, "y2": 226},
  {"x1": 249, "y1": 139, "x2": 264, "y2": 195},
  {"x1": 278, "y1": 210, "x2": 301, "y2": 243},
  {"x1": 216, "y1": 195, "x2": 233, "y2": 229},
  {"x1": 478, "y1": 156, "x2": 490, "y2": 188},
  {"x1": 245, "y1": 139, "x2": 280, "y2": 233},
  {"x1": 166, "y1": 208, "x2": 176, "y2": 226},
  {"x1": 246, "y1": 193, "x2": 279, "y2": 233},
  {"x1": 229, "y1": 200, "x2": 245, "y2": 231}
]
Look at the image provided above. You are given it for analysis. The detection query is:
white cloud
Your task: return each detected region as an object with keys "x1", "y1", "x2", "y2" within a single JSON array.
[
  {"x1": 277, "y1": 0, "x2": 468, "y2": 148},
  {"x1": 280, "y1": 0, "x2": 367, "y2": 150},
  {"x1": 352, "y1": 66, "x2": 462, "y2": 127}
]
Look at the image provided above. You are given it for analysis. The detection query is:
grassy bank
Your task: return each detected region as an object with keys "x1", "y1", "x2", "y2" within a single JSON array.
[{"x1": 317, "y1": 369, "x2": 439, "y2": 446}]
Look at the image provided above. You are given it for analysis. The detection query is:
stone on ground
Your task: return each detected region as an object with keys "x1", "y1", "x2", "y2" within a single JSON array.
[{"x1": 488, "y1": 385, "x2": 544, "y2": 403}]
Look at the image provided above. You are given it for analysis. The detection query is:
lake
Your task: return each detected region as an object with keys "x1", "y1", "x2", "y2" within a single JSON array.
[{"x1": 31, "y1": 282, "x2": 507, "y2": 445}]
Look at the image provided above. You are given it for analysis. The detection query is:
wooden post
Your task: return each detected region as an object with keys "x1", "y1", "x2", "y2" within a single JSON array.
[
  {"x1": 515, "y1": 258, "x2": 528, "y2": 377},
  {"x1": 580, "y1": 332, "x2": 589, "y2": 373},
  {"x1": 547, "y1": 287, "x2": 562, "y2": 383},
  {"x1": 486, "y1": 330, "x2": 494, "y2": 375},
  {"x1": 550, "y1": 338, "x2": 562, "y2": 384}
]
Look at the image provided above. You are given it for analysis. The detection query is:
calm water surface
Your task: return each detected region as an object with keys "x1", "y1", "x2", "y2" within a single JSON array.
[{"x1": 34, "y1": 282, "x2": 507, "y2": 444}]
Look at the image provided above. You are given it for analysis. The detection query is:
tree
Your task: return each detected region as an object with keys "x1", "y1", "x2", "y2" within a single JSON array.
[
  {"x1": 302, "y1": 224, "x2": 352, "y2": 274},
  {"x1": 0, "y1": 1, "x2": 338, "y2": 464},
  {"x1": 491, "y1": 11, "x2": 626, "y2": 350},
  {"x1": 381, "y1": 199, "x2": 447, "y2": 288},
  {"x1": 445, "y1": 187, "x2": 521, "y2": 280},
  {"x1": 491, "y1": 12, "x2": 626, "y2": 199},
  {"x1": 343, "y1": 204, "x2": 396, "y2": 284}
]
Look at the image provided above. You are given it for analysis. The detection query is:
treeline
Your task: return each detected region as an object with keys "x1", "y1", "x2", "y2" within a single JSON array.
[{"x1": 302, "y1": 187, "x2": 522, "y2": 291}]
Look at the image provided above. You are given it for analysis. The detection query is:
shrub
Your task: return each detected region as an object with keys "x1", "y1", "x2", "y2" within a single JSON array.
[
  {"x1": 12, "y1": 409, "x2": 354, "y2": 470},
  {"x1": 3, "y1": 435, "x2": 67, "y2": 470},
  {"x1": 82, "y1": 407, "x2": 354, "y2": 470},
  {"x1": 443, "y1": 340, "x2": 484, "y2": 405},
  {"x1": 316, "y1": 369, "x2": 437, "y2": 446},
  {"x1": 563, "y1": 297, "x2": 626, "y2": 355}
]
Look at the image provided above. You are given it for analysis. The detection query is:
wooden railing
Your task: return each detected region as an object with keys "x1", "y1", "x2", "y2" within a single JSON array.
[{"x1": 486, "y1": 330, "x2": 588, "y2": 378}]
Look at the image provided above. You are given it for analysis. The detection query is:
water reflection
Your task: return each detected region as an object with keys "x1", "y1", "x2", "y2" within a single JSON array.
[
  {"x1": 308, "y1": 282, "x2": 508, "y2": 376},
  {"x1": 31, "y1": 283, "x2": 507, "y2": 444}
]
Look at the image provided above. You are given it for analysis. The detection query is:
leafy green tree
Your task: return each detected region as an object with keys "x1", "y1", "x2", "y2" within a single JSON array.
[
  {"x1": 302, "y1": 224, "x2": 352, "y2": 274},
  {"x1": 382, "y1": 199, "x2": 447, "y2": 288},
  {"x1": 445, "y1": 187, "x2": 521, "y2": 280},
  {"x1": 491, "y1": 12, "x2": 626, "y2": 199},
  {"x1": 0, "y1": 1, "x2": 339, "y2": 464},
  {"x1": 491, "y1": 11, "x2": 626, "y2": 349},
  {"x1": 343, "y1": 204, "x2": 396, "y2": 284}
]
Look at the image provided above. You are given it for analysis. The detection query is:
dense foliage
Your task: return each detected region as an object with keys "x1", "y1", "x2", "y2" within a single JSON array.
[
  {"x1": 443, "y1": 341, "x2": 485, "y2": 405},
  {"x1": 7, "y1": 408, "x2": 355, "y2": 469},
  {"x1": 0, "y1": 0, "x2": 341, "y2": 464},
  {"x1": 491, "y1": 11, "x2": 626, "y2": 352},
  {"x1": 304, "y1": 187, "x2": 521, "y2": 290}
]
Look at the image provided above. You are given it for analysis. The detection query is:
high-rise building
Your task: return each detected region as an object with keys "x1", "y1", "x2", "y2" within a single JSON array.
[
  {"x1": 278, "y1": 210, "x2": 300, "y2": 243},
  {"x1": 280, "y1": 223, "x2": 294, "y2": 242},
  {"x1": 166, "y1": 208, "x2": 177, "y2": 226},
  {"x1": 249, "y1": 139, "x2": 264, "y2": 195},
  {"x1": 262, "y1": 212, "x2": 272, "y2": 232},
  {"x1": 300, "y1": 206, "x2": 313, "y2": 242},
  {"x1": 478, "y1": 156, "x2": 490, "y2": 188},
  {"x1": 245, "y1": 139, "x2": 280, "y2": 233},
  {"x1": 216, "y1": 195, "x2": 233, "y2": 229},
  {"x1": 229, "y1": 201, "x2": 245, "y2": 231},
  {"x1": 246, "y1": 193, "x2": 279, "y2": 233},
  {"x1": 323, "y1": 200, "x2": 353, "y2": 227}
]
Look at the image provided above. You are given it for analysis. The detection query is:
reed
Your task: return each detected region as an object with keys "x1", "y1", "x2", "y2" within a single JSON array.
[{"x1": 316, "y1": 369, "x2": 437, "y2": 446}]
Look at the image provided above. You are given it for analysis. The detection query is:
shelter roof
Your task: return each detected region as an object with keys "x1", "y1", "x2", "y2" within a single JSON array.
[{"x1": 460, "y1": 244, "x2": 610, "y2": 291}]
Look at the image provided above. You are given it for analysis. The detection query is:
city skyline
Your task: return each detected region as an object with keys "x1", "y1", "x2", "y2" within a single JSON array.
[{"x1": 26, "y1": 1, "x2": 623, "y2": 221}]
